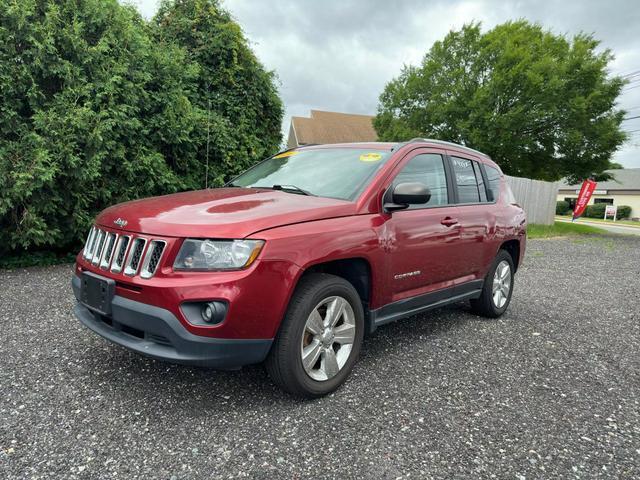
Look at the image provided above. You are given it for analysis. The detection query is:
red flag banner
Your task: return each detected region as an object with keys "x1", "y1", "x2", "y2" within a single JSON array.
[{"x1": 572, "y1": 179, "x2": 597, "y2": 220}]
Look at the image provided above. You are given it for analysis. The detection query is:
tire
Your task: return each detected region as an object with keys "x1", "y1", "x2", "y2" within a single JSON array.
[
  {"x1": 470, "y1": 249, "x2": 515, "y2": 318},
  {"x1": 265, "y1": 273, "x2": 364, "y2": 398}
]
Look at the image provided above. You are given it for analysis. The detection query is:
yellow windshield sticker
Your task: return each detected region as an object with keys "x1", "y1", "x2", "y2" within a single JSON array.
[
  {"x1": 359, "y1": 152, "x2": 382, "y2": 162},
  {"x1": 273, "y1": 151, "x2": 299, "y2": 159}
]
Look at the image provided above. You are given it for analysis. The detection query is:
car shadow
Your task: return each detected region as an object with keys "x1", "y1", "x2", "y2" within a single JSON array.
[{"x1": 80, "y1": 302, "x2": 477, "y2": 409}]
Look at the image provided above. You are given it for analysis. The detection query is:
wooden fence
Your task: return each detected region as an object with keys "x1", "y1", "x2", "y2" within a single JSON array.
[{"x1": 505, "y1": 175, "x2": 558, "y2": 225}]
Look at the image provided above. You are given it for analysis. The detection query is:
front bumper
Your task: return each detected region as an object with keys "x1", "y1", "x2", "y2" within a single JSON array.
[{"x1": 72, "y1": 276, "x2": 272, "y2": 368}]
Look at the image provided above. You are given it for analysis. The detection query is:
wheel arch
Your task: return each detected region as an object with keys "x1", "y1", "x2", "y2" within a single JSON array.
[
  {"x1": 302, "y1": 257, "x2": 372, "y2": 303},
  {"x1": 499, "y1": 239, "x2": 521, "y2": 271},
  {"x1": 298, "y1": 257, "x2": 374, "y2": 333}
]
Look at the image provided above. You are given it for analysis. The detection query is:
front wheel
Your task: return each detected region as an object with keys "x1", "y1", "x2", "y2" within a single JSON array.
[
  {"x1": 265, "y1": 273, "x2": 364, "y2": 398},
  {"x1": 470, "y1": 250, "x2": 515, "y2": 318}
]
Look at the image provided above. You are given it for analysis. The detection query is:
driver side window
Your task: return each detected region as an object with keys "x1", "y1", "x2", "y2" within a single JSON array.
[{"x1": 393, "y1": 154, "x2": 449, "y2": 209}]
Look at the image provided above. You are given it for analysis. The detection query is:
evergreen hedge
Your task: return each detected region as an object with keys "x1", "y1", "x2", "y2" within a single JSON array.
[
  {"x1": 556, "y1": 201, "x2": 571, "y2": 215},
  {"x1": 0, "y1": 0, "x2": 283, "y2": 257},
  {"x1": 584, "y1": 203, "x2": 632, "y2": 220}
]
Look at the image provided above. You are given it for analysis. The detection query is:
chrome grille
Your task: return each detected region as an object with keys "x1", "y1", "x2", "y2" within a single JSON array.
[
  {"x1": 83, "y1": 227, "x2": 97, "y2": 260},
  {"x1": 111, "y1": 235, "x2": 131, "y2": 273},
  {"x1": 91, "y1": 230, "x2": 106, "y2": 265},
  {"x1": 100, "y1": 233, "x2": 118, "y2": 269},
  {"x1": 140, "y1": 240, "x2": 166, "y2": 279},
  {"x1": 82, "y1": 226, "x2": 166, "y2": 280},
  {"x1": 124, "y1": 238, "x2": 147, "y2": 276}
]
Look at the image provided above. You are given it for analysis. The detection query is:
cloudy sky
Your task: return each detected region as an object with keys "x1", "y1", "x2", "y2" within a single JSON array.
[{"x1": 132, "y1": 0, "x2": 640, "y2": 168}]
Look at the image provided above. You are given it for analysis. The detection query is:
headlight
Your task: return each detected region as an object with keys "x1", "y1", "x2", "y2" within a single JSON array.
[{"x1": 173, "y1": 239, "x2": 265, "y2": 271}]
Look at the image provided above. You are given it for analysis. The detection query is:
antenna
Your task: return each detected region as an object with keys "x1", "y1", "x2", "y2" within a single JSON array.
[{"x1": 205, "y1": 91, "x2": 211, "y2": 189}]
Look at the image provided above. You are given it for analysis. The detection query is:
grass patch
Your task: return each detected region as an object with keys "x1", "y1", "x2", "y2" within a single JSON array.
[
  {"x1": 527, "y1": 221, "x2": 607, "y2": 239},
  {"x1": 555, "y1": 215, "x2": 640, "y2": 228}
]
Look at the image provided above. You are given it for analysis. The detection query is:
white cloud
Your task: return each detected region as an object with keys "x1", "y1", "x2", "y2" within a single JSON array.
[{"x1": 133, "y1": 0, "x2": 640, "y2": 167}]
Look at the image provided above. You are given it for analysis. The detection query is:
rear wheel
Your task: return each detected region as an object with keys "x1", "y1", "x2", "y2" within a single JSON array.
[
  {"x1": 470, "y1": 250, "x2": 515, "y2": 318},
  {"x1": 265, "y1": 273, "x2": 364, "y2": 398}
]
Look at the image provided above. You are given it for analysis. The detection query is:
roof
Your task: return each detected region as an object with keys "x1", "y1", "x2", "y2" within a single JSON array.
[
  {"x1": 291, "y1": 110, "x2": 377, "y2": 145},
  {"x1": 399, "y1": 138, "x2": 491, "y2": 159},
  {"x1": 300, "y1": 142, "x2": 396, "y2": 150},
  {"x1": 559, "y1": 168, "x2": 640, "y2": 191}
]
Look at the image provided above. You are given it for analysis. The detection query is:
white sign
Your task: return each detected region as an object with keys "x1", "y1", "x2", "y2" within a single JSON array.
[{"x1": 604, "y1": 205, "x2": 617, "y2": 221}]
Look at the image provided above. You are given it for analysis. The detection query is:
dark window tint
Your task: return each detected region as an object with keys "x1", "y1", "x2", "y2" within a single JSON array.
[
  {"x1": 452, "y1": 157, "x2": 480, "y2": 203},
  {"x1": 594, "y1": 198, "x2": 614, "y2": 205},
  {"x1": 473, "y1": 161, "x2": 488, "y2": 202},
  {"x1": 394, "y1": 154, "x2": 448, "y2": 208},
  {"x1": 485, "y1": 165, "x2": 501, "y2": 202}
]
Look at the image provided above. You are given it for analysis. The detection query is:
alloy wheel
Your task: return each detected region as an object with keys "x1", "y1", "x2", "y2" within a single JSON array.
[
  {"x1": 300, "y1": 296, "x2": 356, "y2": 381},
  {"x1": 492, "y1": 260, "x2": 512, "y2": 308}
]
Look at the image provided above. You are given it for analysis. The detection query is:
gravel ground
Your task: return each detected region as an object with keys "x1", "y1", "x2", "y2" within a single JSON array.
[{"x1": 1, "y1": 235, "x2": 639, "y2": 479}]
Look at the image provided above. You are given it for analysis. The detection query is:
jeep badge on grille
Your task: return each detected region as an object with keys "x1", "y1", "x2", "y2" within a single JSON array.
[{"x1": 114, "y1": 217, "x2": 128, "y2": 228}]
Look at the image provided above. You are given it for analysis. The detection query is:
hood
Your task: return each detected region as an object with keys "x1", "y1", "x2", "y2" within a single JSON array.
[{"x1": 95, "y1": 188, "x2": 355, "y2": 238}]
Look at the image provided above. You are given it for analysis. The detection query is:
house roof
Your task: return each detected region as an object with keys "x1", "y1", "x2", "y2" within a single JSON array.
[
  {"x1": 559, "y1": 168, "x2": 640, "y2": 191},
  {"x1": 291, "y1": 110, "x2": 377, "y2": 145}
]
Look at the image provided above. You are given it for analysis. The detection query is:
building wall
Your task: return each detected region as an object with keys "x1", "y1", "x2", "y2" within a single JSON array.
[
  {"x1": 557, "y1": 192, "x2": 640, "y2": 219},
  {"x1": 286, "y1": 124, "x2": 298, "y2": 149}
]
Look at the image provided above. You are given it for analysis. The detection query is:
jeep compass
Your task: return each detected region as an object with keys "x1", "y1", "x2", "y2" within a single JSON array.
[{"x1": 72, "y1": 139, "x2": 526, "y2": 397}]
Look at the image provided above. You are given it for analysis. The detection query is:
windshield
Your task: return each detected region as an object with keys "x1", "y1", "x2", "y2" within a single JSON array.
[{"x1": 230, "y1": 148, "x2": 392, "y2": 201}]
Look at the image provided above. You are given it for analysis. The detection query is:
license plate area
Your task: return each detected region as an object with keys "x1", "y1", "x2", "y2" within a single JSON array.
[{"x1": 80, "y1": 272, "x2": 115, "y2": 316}]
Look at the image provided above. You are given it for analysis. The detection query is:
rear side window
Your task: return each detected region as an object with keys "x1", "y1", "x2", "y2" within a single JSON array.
[
  {"x1": 451, "y1": 157, "x2": 480, "y2": 203},
  {"x1": 472, "y1": 161, "x2": 488, "y2": 202},
  {"x1": 485, "y1": 165, "x2": 501, "y2": 202},
  {"x1": 393, "y1": 153, "x2": 449, "y2": 208}
]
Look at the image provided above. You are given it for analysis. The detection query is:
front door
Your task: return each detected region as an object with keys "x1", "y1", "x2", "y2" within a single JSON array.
[{"x1": 384, "y1": 150, "x2": 464, "y2": 303}]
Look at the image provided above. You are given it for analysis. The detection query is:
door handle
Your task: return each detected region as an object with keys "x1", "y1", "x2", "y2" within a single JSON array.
[{"x1": 441, "y1": 217, "x2": 459, "y2": 227}]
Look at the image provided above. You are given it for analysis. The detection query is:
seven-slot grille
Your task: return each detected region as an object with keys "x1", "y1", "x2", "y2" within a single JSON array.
[
  {"x1": 111, "y1": 235, "x2": 131, "y2": 273},
  {"x1": 140, "y1": 240, "x2": 167, "y2": 279},
  {"x1": 124, "y1": 238, "x2": 147, "y2": 276},
  {"x1": 82, "y1": 226, "x2": 166, "y2": 279}
]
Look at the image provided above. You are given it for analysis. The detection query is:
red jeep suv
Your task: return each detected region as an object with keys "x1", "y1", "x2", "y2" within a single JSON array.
[{"x1": 72, "y1": 139, "x2": 526, "y2": 397}]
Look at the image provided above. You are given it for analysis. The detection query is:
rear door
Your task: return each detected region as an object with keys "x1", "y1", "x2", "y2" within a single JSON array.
[
  {"x1": 384, "y1": 149, "x2": 465, "y2": 302},
  {"x1": 447, "y1": 153, "x2": 495, "y2": 279}
]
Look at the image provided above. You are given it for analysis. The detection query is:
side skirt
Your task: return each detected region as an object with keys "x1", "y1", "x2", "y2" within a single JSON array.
[{"x1": 367, "y1": 280, "x2": 483, "y2": 334}]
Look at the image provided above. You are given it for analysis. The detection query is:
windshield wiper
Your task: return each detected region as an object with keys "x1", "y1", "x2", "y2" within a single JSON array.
[
  {"x1": 273, "y1": 184, "x2": 315, "y2": 196},
  {"x1": 253, "y1": 184, "x2": 315, "y2": 196}
]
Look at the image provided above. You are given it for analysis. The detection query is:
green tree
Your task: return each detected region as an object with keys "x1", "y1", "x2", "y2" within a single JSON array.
[
  {"x1": 375, "y1": 21, "x2": 627, "y2": 183},
  {"x1": 0, "y1": 0, "x2": 282, "y2": 256},
  {"x1": 153, "y1": 0, "x2": 283, "y2": 185}
]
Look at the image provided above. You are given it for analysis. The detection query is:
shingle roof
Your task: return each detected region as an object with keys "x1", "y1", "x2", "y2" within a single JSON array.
[
  {"x1": 559, "y1": 168, "x2": 640, "y2": 191},
  {"x1": 291, "y1": 110, "x2": 377, "y2": 145}
]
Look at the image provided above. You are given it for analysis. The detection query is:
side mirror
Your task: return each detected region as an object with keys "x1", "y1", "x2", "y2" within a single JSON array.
[{"x1": 384, "y1": 182, "x2": 431, "y2": 212}]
